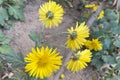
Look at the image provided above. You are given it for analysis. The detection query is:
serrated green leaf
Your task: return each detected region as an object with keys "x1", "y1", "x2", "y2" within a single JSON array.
[
  {"x1": 1, "y1": 38, "x2": 11, "y2": 44},
  {"x1": 114, "y1": 62, "x2": 120, "y2": 70},
  {"x1": 116, "y1": 58, "x2": 120, "y2": 63},
  {"x1": 25, "y1": 75, "x2": 36, "y2": 80},
  {"x1": 0, "y1": 30, "x2": 5, "y2": 41},
  {"x1": 111, "y1": 24, "x2": 120, "y2": 34},
  {"x1": 102, "y1": 55, "x2": 116, "y2": 64},
  {"x1": 105, "y1": 9, "x2": 119, "y2": 21},
  {"x1": 0, "y1": 55, "x2": 3, "y2": 62},
  {"x1": 91, "y1": 58, "x2": 103, "y2": 70},
  {"x1": 11, "y1": 70, "x2": 26, "y2": 80},
  {"x1": 29, "y1": 30, "x2": 41, "y2": 48},
  {"x1": 2, "y1": 52, "x2": 24, "y2": 67},
  {"x1": 0, "y1": 30, "x2": 11, "y2": 44},
  {"x1": 0, "y1": 45, "x2": 14, "y2": 54},
  {"x1": 13, "y1": 0, "x2": 25, "y2": 6},
  {"x1": 103, "y1": 22, "x2": 111, "y2": 30},
  {"x1": 0, "y1": 7, "x2": 9, "y2": 25},
  {"x1": 8, "y1": 5, "x2": 24, "y2": 21},
  {"x1": 2, "y1": 20, "x2": 13, "y2": 29},
  {"x1": 113, "y1": 38, "x2": 120, "y2": 48},
  {"x1": 17, "y1": 52, "x2": 24, "y2": 63},
  {"x1": 103, "y1": 38, "x2": 111, "y2": 49}
]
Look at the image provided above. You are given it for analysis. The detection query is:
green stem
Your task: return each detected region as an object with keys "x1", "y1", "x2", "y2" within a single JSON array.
[
  {"x1": 40, "y1": 27, "x2": 45, "y2": 44},
  {"x1": 46, "y1": 32, "x2": 69, "y2": 38},
  {"x1": 48, "y1": 43, "x2": 66, "y2": 49}
]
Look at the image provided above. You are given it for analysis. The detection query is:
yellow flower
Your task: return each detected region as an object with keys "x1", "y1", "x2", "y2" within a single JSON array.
[
  {"x1": 67, "y1": 49, "x2": 92, "y2": 72},
  {"x1": 65, "y1": 22, "x2": 90, "y2": 51},
  {"x1": 24, "y1": 46, "x2": 63, "y2": 79},
  {"x1": 93, "y1": 5, "x2": 104, "y2": 19},
  {"x1": 85, "y1": 39, "x2": 102, "y2": 51},
  {"x1": 85, "y1": 4, "x2": 104, "y2": 19},
  {"x1": 60, "y1": 74, "x2": 65, "y2": 79},
  {"x1": 85, "y1": 4, "x2": 96, "y2": 8},
  {"x1": 38, "y1": 1, "x2": 64, "y2": 28},
  {"x1": 93, "y1": 5, "x2": 99, "y2": 11},
  {"x1": 98, "y1": 10, "x2": 104, "y2": 19},
  {"x1": 84, "y1": 40, "x2": 93, "y2": 50}
]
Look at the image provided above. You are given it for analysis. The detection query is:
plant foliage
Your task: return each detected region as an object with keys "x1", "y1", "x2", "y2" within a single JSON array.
[{"x1": 0, "y1": 0, "x2": 25, "y2": 29}]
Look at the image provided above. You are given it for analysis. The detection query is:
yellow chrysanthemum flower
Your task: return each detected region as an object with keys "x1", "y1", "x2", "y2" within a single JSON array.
[
  {"x1": 85, "y1": 4, "x2": 104, "y2": 19},
  {"x1": 85, "y1": 4, "x2": 96, "y2": 8},
  {"x1": 67, "y1": 49, "x2": 92, "y2": 72},
  {"x1": 38, "y1": 1, "x2": 64, "y2": 28},
  {"x1": 98, "y1": 10, "x2": 104, "y2": 19},
  {"x1": 93, "y1": 5, "x2": 104, "y2": 19},
  {"x1": 24, "y1": 46, "x2": 63, "y2": 79},
  {"x1": 85, "y1": 39, "x2": 102, "y2": 51},
  {"x1": 84, "y1": 40, "x2": 93, "y2": 50},
  {"x1": 93, "y1": 5, "x2": 99, "y2": 11},
  {"x1": 65, "y1": 22, "x2": 90, "y2": 51}
]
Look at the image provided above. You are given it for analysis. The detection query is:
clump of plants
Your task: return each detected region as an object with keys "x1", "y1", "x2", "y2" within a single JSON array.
[
  {"x1": 0, "y1": 0, "x2": 120, "y2": 80},
  {"x1": 0, "y1": 0, "x2": 25, "y2": 29}
]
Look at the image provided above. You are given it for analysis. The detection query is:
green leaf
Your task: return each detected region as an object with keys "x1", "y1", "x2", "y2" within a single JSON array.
[
  {"x1": 91, "y1": 58, "x2": 103, "y2": 70},
  {"x1": 8, "y1": 5, "x2": 25, "y2": 21},
  {"x1": 0, "y1": 7, "x2": 9, "y2": 26},
  {"x1": 2, "y1": 20, "x2": 13, "y2": 29},
  {"x1": 105, "y1": 9, "x2": 119, "y2": 22},
  {"x1": 111, "y1": 24, "x2": 120, "y2": 34},
  {"x1": 1, "y1": 38, "x2": 11, "y2": 45},
  {"x1": 29, "y1": 30, "x2": 41, "y2": 48},
  {"x1": 2, "y1": 52, "x2": 24, "y2": 67},
  {"x1": 114, "y1": 62, "x2": 120, "y2": 70},
  {"x1": 116, "y1": 58, "x2": 120, "y2": 63},
  {"x1": 113, "y1": 38, "x2": 120, "y2": 48},
  {"x1": 0, "y1": 45, "x2": 14, "y2": 54},
  {"x1": 114, "y1": 58, "x2": 120, "y2": 70},
  {"x1": 0, "y1": 30, "x2": 11, "y2": 44},
  {"x1": 0, "y1": 55, "x2": 3, "y2": 62},
  {"x1": 0, "y1": 30, "x2": 5, "y2": 41},
  {"x1": 11, "y1": 70, "x2": 26, "y2": 80},
  {"x1": 25, "y1": 75, "x2": 36, "y2": 80},
  {"x1": 13, "y1": 0, "x2": 25, "y2": 6},
  {"x1": 102, "y1": 55, "x2": 116, "y2": 64},
  {"x1": 103, "y1": 38, "x2": 111, "y2": 49}
]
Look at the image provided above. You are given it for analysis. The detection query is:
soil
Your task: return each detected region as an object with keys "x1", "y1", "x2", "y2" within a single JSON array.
[{"x1": 4, "y1": 0, "x2": 98, "y2": 80}]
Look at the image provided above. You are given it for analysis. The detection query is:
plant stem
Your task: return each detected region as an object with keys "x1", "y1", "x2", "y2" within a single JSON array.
[{"x1": 41, "y1": 27, "x2": 45, "y2": 44}]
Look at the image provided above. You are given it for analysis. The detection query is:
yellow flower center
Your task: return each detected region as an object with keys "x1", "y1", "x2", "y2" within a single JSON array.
[
  {"x1": 70, "y1": 31, "x2": 77, "y2": 40},
  {"x1": 46, "y1": 11, "x2": 54, "y2": 19},
  {"x1": 37, "y1": 55, "x2": 49, "y2": 67},
  {"x1": 72, "y1": 54, "x2": 80, "y2": 60},
  {"x1": 91, "y1": 41, "x2": 97, "y2": 47}
]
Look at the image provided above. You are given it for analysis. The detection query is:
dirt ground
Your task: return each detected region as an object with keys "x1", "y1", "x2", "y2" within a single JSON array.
[{"x1": 4, "y1": 0, "x2": 98, "y2": 80}]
